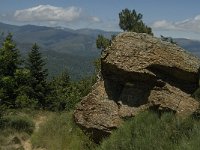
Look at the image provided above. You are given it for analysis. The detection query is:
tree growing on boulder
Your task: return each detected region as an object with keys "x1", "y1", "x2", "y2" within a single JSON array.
[{"x1": 119, "y1": 8, "x2": 153, "y2": 35}]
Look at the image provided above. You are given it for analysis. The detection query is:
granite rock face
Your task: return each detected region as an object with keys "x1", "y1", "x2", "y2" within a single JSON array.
[{"x1": 74, "y1": 32, "x2": 200, "y2": 141}]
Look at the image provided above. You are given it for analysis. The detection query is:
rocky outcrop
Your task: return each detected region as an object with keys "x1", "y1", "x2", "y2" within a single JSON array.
[{"x1": 74, "y1": 32, "x2": 200, "y2": 142}]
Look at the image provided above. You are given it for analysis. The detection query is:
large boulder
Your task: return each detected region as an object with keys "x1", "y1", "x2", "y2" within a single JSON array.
[{"x1": 74, "y1": 32, "x2": 200, "y2": 142}]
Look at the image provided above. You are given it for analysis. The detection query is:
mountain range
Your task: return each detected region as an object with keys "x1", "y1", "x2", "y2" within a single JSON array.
[{"x1": 0, "y1": 22, "x2": 200, "y2": 79}]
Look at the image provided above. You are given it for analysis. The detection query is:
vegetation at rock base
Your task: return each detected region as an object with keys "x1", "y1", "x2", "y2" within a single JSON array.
[
  {"x1": 1, "y1": 109, "x2": 200, "y2": 150},
  {"x1": 98, "y1": 111, "x2": 200, "y2": 150},
  {"x1": 31, "y1": 112, "x2": 96, "y2": 150}
]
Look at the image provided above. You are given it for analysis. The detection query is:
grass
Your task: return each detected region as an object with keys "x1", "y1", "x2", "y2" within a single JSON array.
[
  {"x1": 97, "y1": 111, "x2": 200, "y2": 150},
  {"x1": 1, "y1": 109, "x2": 200, "y2": 150},
  {"x1": 31, "y1": 112, "x2": 96, "y2": 150},
  {"x1": 0, "y1": 109, "x2": 35, "y2": 149},
  {"x1": 0, "y1": 115, "x2": 35, "y2": 134},
  {"x1": 0, "y1": 109, "x2": 96, "y2": 150}
]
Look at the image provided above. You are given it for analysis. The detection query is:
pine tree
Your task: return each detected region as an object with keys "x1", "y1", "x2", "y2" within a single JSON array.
[
  {"x1": 96, "y1": 35, "x2": 111, "y2": 50},
  {"x1": 119, "y1": 8, "x2": 153, "y2": 35},
  {"x1": 0, "y1": 33, "x2": 21, "y2": 77},
  {"x1": 27, "y1": 43, "x2": 48, "y2": 108},
  {"x1": 0, "y1": 33, "x2": 21, "y2": 107},
  {"x1": 47, "y1": 70, "x2": 71, "y2": 111}
]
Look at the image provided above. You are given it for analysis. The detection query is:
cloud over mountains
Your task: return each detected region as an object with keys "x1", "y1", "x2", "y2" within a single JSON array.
[
  {"x1": 0, "y1": 4, "x2": 199, "y2": 35},
  {"x1": 14, "y1": 5, "x2": 82, "y2": 22},
  {"x1": 152, "y1": 14, "x2": 200, "y2": 33},
  {"x1": 1, "y1": 5, "x2": 100, "y2": 27}
]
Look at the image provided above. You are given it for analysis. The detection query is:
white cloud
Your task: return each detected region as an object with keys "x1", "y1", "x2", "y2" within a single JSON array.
[
  {"x1": 152, "y1": 14, "x2": 200, "y2": 33},
  {"x1": 152, "y1": 20, "x2": 176, "y2": 30},
  {"x1": 14, "y1": 5, "x2": 82, "y2": 22},
  {"x1": 194, "y1": 15, "x2": 200, "y2": 21},
  {"x1": 91, "y1": 16, "x2": 101, "y2": 22},
  {"x1": 0, "y1": 5, "x2": 101, "y2": 28}
]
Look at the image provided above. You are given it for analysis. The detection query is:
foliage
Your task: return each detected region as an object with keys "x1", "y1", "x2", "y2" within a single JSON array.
[
  {"x1": 96, "y1": 34, "x2": 117, "y2": 52},
  {"x1": 96, "y1": 34, "x2": 111, "y2": 50},
  {"x1": 31, "y1": 112, "x2": 96, "y2": 150},
  {"x1": 0, "y1": 33, "x2": 21, "y2": 107},
  {"x1": 26, "y1": 43, "x2": 48, "y2": 108},
  {"x1": 76, "y1": 76, "x2": 96, "y2": 97},
  {"x1": 98, "y1": 111, "x2": 200, "y2": 150},
  {"x1": 47, "y1": 71, "x2": 95, "y2": 111},
  {"x1": 0, "y1": 33, "x2": 21, "y2": 77},
  {"x1": 119, "y1": 8, "x2": 153, "y2": 35},
  {"x1": 15, "y1": 94, "x2": 37, "y2": 108},
  {"x1": 47, "y1": 70, "x2": 72, "y2": 111},
  {"x1": 93, "y1": 58, "x2": 101, "y2": 78},
  {"x1": 0, "y1": 33, "x2": 95, "y2": 111}
]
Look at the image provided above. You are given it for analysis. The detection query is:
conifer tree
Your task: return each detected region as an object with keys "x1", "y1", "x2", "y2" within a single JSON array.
[
  {"x1": 0, "y1": 33, "x2": 21, "y2": 77},
  {"x1": 27, "y1": 43, "x2": 48, "y2": 108},
  {"x1": 96, "y1": 35, "x2": 111, "y2": 50},
  {"x1": 0, "y1": 33, "x2": 21, "y2": 107},
  {"x1": 119, "y1": 8, "x2": 153, "y2": 35}
]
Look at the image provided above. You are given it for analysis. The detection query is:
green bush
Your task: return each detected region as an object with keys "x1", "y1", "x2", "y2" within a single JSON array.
[
  {"x1": 0, "y1": 115, "x2": 35, "y2": 134},
  {"x1": 15, "y1": 94, "x2": 38, "y2": 108},
  {"x1": 98, "y1": 111, "x2": 200, "y2": 150},
  {"x1": 47, "y1": 73, "x2": 95, "y2": 111}
]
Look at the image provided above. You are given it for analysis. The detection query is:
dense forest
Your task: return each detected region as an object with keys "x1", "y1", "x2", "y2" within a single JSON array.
[{"x1": 0, "y1": 33, "x2": 97, "y2": 111}]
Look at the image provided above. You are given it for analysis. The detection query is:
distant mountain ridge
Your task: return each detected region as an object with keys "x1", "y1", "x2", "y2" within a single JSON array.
[
  {"x1": 0, "y1": 22, "x2": 115, "y2": 56},
  {"x1": 174, "y1": 38, "x2": 200, "y2": 54},
  {"x1": 0, "y1": 22, "x2": 200, "y2": 78},
  {"x1": 0, "y1": 22, "x2": 116, "y2": 79}
]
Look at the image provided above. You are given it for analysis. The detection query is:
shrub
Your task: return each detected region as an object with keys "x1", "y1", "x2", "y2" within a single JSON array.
[
  {"x1": 98, "y1": 111, "x2": 200, "y2": 150},
  {"x1": 15, "y1": 94, "x2": 38, "y2": 108}
]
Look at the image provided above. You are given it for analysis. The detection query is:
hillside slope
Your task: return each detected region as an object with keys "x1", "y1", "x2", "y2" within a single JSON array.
[{"x1": 0, "y1": 22, "x2": 200, "y2": 78}]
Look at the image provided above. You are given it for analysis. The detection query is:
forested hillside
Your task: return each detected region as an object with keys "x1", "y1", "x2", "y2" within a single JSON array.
[
  {"x1": 0, "y1": 22, "x2": 115, "y2": 79},
  {"x1": 1, "y1": 22, "x2": 200, "y2": 79}
]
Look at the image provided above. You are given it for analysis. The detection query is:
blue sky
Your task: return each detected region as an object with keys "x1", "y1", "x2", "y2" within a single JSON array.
[{"x1": 0, "y1": 0, "x2": 200, "y2": 40}]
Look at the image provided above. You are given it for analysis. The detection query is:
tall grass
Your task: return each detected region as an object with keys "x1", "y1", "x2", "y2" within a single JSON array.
[
  {"x1": 97, "y1": 111, "x2": 200, "y2": 150},
  {"x1": 31, "y1": 112, "x2": 96, "y2": 150},
  {"x1": 0, "y1": 115, "x2": 35, "y2": 134},
  {"x1": 1, "y1": 109, "x2": 199, "y2": 150},
  {"x1": 0, "y1": 110, "x2": 35, "y2": 149}
]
